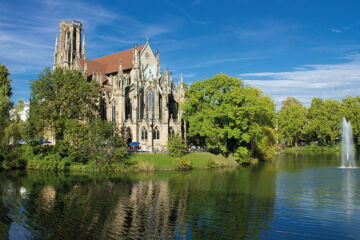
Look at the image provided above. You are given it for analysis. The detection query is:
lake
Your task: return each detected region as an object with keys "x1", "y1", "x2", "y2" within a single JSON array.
[{"x1": 1, "y1": 152, "x2": 360, "y2": 239}]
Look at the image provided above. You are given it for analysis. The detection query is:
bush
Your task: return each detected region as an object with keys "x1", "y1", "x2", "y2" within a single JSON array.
[
  {"x1": 175, "y1": 157, "x2": 193, "y2": 170},
  {"x1": 167, "y1": 134, "x2": 187, "y2": 157},
  {"x1": 234, "y1": 147, "x2": 250, "y2": 165},
  {"x1": 0, "y1": 147, "x2": 26, "y2": 169}
]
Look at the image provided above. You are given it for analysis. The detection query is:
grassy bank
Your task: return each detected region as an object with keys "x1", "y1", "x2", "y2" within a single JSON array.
[
  {"x1": 286, "y1": 144, "x2": 340, "y2": 153},
  {"x1": 69, "y1": 152, "x2": 238, "y2": 172}
]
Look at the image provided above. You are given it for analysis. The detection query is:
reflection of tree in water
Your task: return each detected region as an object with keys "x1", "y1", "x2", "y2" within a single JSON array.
[
  {"x1": 0, "y1": 171, "x2": 30, "y2": 239},
  {"x1": 170, "y1": 166, "x2": 277, "y2": 239},
  {"x1": 277, "y1": 152, "x2": 340, "y2": 171},
  {"x1": 0, "y1": 166, "x2": 277, "y2": 240}
]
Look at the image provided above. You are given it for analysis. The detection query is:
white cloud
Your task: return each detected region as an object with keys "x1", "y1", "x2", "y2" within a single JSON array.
[
  {"x1": 241, "y1": 55, "x2": 360, "y2": 108},
  {"x1": 181, "y1": 56, "x2": 265, "y2": 69},
  {"x1": 231, "y1": 20, "x2": 301, "y2": 41},
  {"x1": 163, "y1": 0, "x2": 207, "y2": 25}
]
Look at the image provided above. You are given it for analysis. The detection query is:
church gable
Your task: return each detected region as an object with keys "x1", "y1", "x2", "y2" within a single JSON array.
[{"x1": 140, "y1": 43, "x2": 158, "y2": 80}]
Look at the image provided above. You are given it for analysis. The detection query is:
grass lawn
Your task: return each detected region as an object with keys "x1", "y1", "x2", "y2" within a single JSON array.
[
  {"x1": 127, "y1": 152, "x2": 238, "y2": 171},
  {"x1": 66, "y1": 152, "x2": 238, "y2": 172}
]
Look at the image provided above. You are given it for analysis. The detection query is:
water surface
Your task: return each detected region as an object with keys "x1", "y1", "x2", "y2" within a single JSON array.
[{"x1": 1, "y1": 152, "x2": 360, "y2": 239}]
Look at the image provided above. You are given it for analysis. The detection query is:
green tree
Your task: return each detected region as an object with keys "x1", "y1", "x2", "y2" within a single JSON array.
[
  {"x1": 27, "y1": 68, "x2": 128, "y2": 169},
  {"x1": 0, "y1": 64, "x2": 12, "y2": 98},
  {"x1": 0, "y1": 63, "x2": 13, "y2": 162},
  {"x1": 278, "y1": 97, "x2": 306, "y2": 146},
  {"x1": 305, "y1": 98, "x2": 341, "y2": 145},
  {"x1": 28, "y1": 67, "x2": 100, "y2": 141},
  {"x1": 167, "y1": 134, "x2": 187, "y2": 158},
  {"x1": 182, "y1": 73, "x2": 276, "y2": 163}
]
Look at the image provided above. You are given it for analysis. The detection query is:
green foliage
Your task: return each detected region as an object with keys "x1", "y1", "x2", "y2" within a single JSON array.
[
  {"x1": 278, "y1": 97, "x2": 307, "y2": 146},
  {"x1": 277, "y1": 96, "x2": 360, "y2": 148},
  {"x1": 305, "y1": 98, "x2": 342, "y2": 145},
  {"x1": 167, "y1": 134, "x2": 187, "y2": 158},
  {"x1": 0, "y1": 147, "x2": 26, "y2": 169},
  {"x1": 22, "y1": 67, "x2": 129, "y2": 171},
  {"x1": 0, "y1": 64, "x2": 26, "y2": 169},
  {"x1": 175, "y1": 157, "x2": 193, "y2": 170},
  {"x1": 0, "y1": 64, "x2": 12, "y2": 152},
  {"x1": 286, "y1": 144, "x2": 340, "y2": 153},
  {"x1": 234, "y1": 147, "x2": 250, "y2": 164},
  {"x1": 0, "y1": 63, "x2": 12, "y2": 98},
  {"x1": 28, "y1": 67, "x2": 100, "y2": 140},
  {"x1": 183, "y1": 73, "x2": 276, "y2": 162}
]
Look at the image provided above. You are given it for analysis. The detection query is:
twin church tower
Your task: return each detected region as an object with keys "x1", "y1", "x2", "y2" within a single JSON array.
[{"x1": 53, "y1": 20, "x2": 186, "y2": 151}]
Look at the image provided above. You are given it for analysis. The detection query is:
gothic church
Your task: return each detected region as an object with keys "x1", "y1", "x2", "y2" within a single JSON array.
[{"x1": 53, "y1": 20, "x2": 186, "y2": 151}]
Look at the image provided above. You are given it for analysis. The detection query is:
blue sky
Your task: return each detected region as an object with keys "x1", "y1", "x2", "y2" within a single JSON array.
[{"x1": 1, "y1": 0, "x2": 360, "y2": 108}]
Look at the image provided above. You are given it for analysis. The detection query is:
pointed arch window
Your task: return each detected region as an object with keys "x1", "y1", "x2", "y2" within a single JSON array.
[
  {"x1": 112, "y1": 104, "x2": 116, "y2": 123},
  {"x1": 169, "y1": 128, "x2": 175, "y2": 138},
  {"x1": 141, "y1": 128, "x2": 148, "y2": 140},
  {"x1": 153, "y1": 127, "x2": 160, "y2": 140},
  {"x1": 146, "y1": 87, "x2": 155, "y2": 119},
  {"x1": 139, "y1": 88, "x2": 145, "y2": 120}
]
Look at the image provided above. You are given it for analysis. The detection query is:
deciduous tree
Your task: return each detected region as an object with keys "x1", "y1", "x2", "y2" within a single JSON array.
[
  {"x1": 182, "y1": 73, "x2": 276, "y2": 163},
  {"x1": 278, "y1": 97, "x2": 306, "y2": 146}
]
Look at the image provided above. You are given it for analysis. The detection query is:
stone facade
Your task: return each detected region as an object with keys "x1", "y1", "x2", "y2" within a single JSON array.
[{"x1": 53, "y1": 20, "x2": 186, "y2": 151}]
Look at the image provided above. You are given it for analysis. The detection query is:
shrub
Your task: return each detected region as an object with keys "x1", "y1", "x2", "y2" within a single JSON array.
[
  {"x1": 167, "y1": 134, "x2": 187, "y2": 157},
  {"x1": 234, "y1": 147, "x2": 250, "y2": 164},
  {"x1": 0, "y1": 147, "x2": 26, "y2": 169},
  {"x1": 175, "y1": 157, "x2": 193, "y2": 170}
]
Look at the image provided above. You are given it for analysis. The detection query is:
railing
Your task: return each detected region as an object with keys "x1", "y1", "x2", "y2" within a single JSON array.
[{"x1": 61, "y1": 20, "x2": 82, "y2": 26}]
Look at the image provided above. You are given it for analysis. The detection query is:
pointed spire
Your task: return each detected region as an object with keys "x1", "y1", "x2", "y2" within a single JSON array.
[
  {"x1": 84, "y1": 62, "x2": 87, "y2": 75},
  {"x1": 135, "y1": 43, "x2": 140, "y2": 69},
  {"x1": 55, "y1": 35, "x2": 58, "y2": 52},
  {"x1": 156, "y1": 50, "x2": 160, "y2": 78},
  {"x1": 118, "y1": 58, "x2": 123, "y2": 73},
  {"x1": 170, "y1": 71, "x2": 173, "y2": 84},
  {"x1": 166, "y1": 68, "x2": 169, "y2": 83},
  {"x1": 81, "y1": 34, "x2": 86, "y2": 59},
  {"x1": 180, "y1": 73, "x2": 184, "y2": 91},
  {"x1": 146, "y1": 37, "x2": 149, "y2": 44}
]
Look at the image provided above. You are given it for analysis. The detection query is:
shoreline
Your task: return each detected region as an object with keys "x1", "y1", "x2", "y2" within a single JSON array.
[
  {"x1": 285, "y1": 145, "x2": 341, "y2": 153},
  {"x1": 19, "y1": 152, "x2": 240, "y2": 173}
]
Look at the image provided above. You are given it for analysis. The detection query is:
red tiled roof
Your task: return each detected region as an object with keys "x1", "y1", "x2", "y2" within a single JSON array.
[{"x1": 80, "y1": 45, "x2": 145, "y2": 77}]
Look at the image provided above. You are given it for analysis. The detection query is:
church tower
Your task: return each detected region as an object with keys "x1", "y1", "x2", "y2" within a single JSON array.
[{"x1": 53, "y1": 20, "x2": 85, "y2": 70}]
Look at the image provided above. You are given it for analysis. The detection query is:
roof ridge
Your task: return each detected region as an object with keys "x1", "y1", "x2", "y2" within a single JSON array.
[{"x1": 91, "y1": 44, "x2": 145, "y2": 62}]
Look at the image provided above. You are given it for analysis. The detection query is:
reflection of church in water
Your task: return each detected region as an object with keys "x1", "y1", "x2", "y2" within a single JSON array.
[{"x1": 53, "y1": 20, "x2": 186, "y2": 151}]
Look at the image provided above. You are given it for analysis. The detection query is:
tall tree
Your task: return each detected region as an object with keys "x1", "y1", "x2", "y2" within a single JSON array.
[
  {"x1": 182, "y1": 73, "x2": 276, "y2": 163},
  {"x1": 305, "y1": 98, "x2": 341, "y2": 145},
  {"x1": 0, "y1": 64, "x2": 12, "y2": 98},
  {"x1": 278, "y1": 97, "x2": 306, "y2": 146},
  {"x1": 0, "y1": 64, "x2": 13, "y2": 150},
  {"x1": 28, "y1": 67, "x2": 100, "y2": 141}
]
